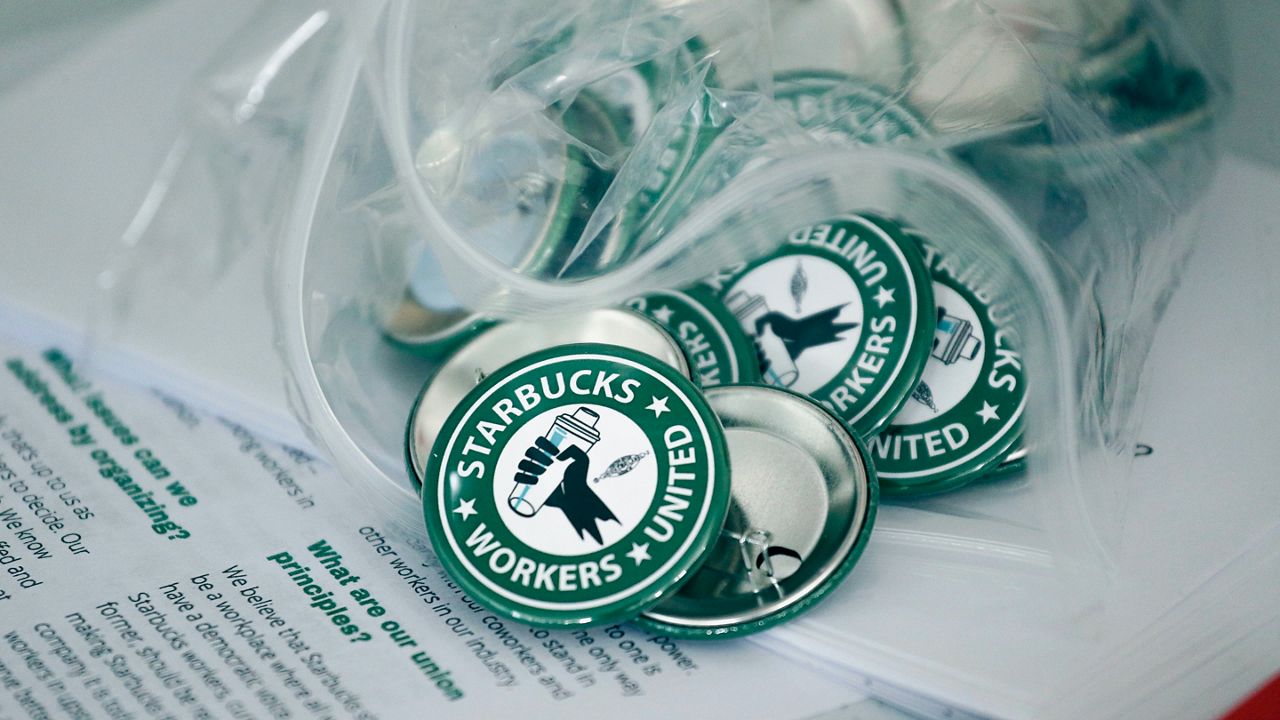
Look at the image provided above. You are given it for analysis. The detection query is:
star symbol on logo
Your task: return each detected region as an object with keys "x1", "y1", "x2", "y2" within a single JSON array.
[
  {"x1": 452, "y1": 498, "x2": 478, "y2": 521},
  {"x1": 977, "y1": 401, "x2": 1000, "y2": 424},
  {"x1": 626, "y1": 542, "x2": 651, "y2": 566},
  {"x1": 651, "y1": 305, "x2": 675, "y2": 325},
  {"x1": 874, "y1": 286, "x2": 895, "y2": 308},
  {"x1": 646, "y1": 395, "x2": 670, "y2": 418}
]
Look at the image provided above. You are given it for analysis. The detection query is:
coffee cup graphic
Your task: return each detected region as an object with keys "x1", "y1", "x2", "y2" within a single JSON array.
[
  {"x1": 508, "y1": 408, "x2": 601, "y2": 517},
  {"x1": 932, "y1": 307, "x2": 981, "y2": 365},
  {"x1": 726, "y1": 291, "x2": 801, "y2": 388}
]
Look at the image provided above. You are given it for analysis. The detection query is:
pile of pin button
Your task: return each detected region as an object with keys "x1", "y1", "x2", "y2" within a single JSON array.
[
  {"x1": 389, "y1": 3, "x2": 1209, "y2": 634},
  {"x1": 957, "y1": 1, "x2": 1218, "y2": 242}
]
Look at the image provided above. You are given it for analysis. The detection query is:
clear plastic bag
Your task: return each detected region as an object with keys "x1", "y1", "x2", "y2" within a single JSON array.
[{"x1": 100, "y1": 0, "x2": 1228, "y2": 714}]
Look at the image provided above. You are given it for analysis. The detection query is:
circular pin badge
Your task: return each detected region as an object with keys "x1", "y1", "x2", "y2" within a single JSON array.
[
  {"x1": 639, "y1": 384, "x2": 877, "y2": 638},
  {"x1": 385, "y1": 94, "x2": 628, "y2": 355},
  {"x1": 406, "y1": 308, "x2": 690, "y2": 491},
  {"x1": 422, "y1": 343, "x2": 731, "y2": 628},
  {"x1": 770, "y1": 72, "x2": 941, "y2": 214},
  {"x1": 870, "y1": 270, "x2": 1026, "y2": 497},
  {"x1": 716, "y1": 214, "x2": 934, "y2": 437},
  {"x1": 622, "y1": 96, "x2": 711, "y2": 242},
  {"x1": 625, "y1": 287, "x2": 760, "y2": 388},
  {"x1": 973, "y1": 47, "x2": 1214, "y2": 186},
  {"x1": 521, "y1": 28, "x2": 714, "y2": 263}
]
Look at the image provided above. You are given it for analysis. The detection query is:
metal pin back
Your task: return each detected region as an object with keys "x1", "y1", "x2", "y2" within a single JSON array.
[{"x1": 639, "y1": 384, "x2": 878, "y2": 637}]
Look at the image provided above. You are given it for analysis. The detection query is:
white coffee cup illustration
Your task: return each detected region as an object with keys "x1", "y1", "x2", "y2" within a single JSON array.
[
  {"x1": 508, "y1": 407, "x2": 600, "y2": 517},
  {"x1": 726, "y1": 291, "x2": 801, "y2": 387}
]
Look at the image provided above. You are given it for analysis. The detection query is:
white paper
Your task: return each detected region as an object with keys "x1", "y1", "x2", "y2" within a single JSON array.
[
  {"x1": 0, "y1": 334, "x2": 867, "y2": 720},
  {"x1": 754, "y1": 155, "x2": 1280, "y2": 720}
]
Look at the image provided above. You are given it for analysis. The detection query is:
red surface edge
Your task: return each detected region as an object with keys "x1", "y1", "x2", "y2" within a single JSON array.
[{"x1": 1222, "y1": 673, "x2": 1280, "y2": 720}]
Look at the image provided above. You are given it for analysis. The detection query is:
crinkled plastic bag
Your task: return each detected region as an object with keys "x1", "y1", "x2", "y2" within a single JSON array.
[{"x1": 101, "y1": 0, "x2": 1227, "y2": 712}]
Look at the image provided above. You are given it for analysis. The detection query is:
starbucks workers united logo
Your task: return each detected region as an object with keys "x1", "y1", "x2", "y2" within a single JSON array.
[
  {"x1": 870, "y1": 271, "x2": 1026, "y2": 495},
  {"x1": 424, "y1": 345, "x2": 728, "y2": 626},
  {"x1": 717, "y1": 215, "x2": 933, "y2": 436}
]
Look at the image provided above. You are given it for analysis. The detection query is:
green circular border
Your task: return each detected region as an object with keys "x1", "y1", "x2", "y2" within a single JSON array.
[
  {"x1": 635, "y1": 384, "x2": 879, "y2": 638},
  {"x1": 557, "y1": 33, "x2": 716, "y2": 272},
  {"x1": 718, "y1": 213, "x2": 935, "y2": 438},
  {"x1": 853, "y1": 213, "x2": 937, "y2": 437},
  {"x1": 403, "y1": 308, "x2": 697, "y2": 492},
  {"x1": 520, "y1": 91, "x2": 633, "y2": 279},
  {"x1": 682, "y1": 284, "x2": 762, "y2": 385},
  {"x1": 875, "y1": 272, "x2": 1025, "y2": 497},
  {"x1": 421, "y1": 342, "x2": 731, "y2": 628},
  {"x1": 614, "y1": 61, "x2": 720, "y2": 251}
]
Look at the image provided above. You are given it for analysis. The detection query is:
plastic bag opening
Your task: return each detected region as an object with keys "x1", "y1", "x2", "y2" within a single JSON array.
[{"x1": 98, "y1": 0, "x2": 1227, "y2": 650}]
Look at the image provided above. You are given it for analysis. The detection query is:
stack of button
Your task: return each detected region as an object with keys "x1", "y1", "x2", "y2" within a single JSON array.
[
  {"x1": 412, "y1": 340, "x2": 877, "y2": 635},
  {"x1": 705, "y1": 214, "x2": 1027, "y2": 495},
  {"x1": 388, "y1": 49, "x2": 1037, "y2": 631},
  {"x1": 401, "y1": 208, "x2": 1028, "y2": 634},
  {"x1": 867, "y1": 230, "x2": 1026, "y2": 496}
]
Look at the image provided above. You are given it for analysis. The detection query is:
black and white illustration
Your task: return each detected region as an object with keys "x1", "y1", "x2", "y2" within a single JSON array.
[
  {"x1": 725, "y1": 257, "x2": 863, "y2": 394},
  {"x1": 909, "y1": 303, "x2": 985, "y2": 415},
  {"x1": 930, "y1": 306, "x2": 983, "y2": 366},
  {"x1": 897, "y1": 282, "x2": 986, "y2": 425},
  {"x1": 496, "y1": 406, "x2": 657, "y2": 554}
]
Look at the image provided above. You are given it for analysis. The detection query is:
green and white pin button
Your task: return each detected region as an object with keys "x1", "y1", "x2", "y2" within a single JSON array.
[
  {"x1": 640, "y1": 384, "x2": 878, "y2": 638},
  {"x1": 422, "y1": 343, "x2": 730, "y2": 628},
  {"x1": 625, "y1": 287, "x2": 760, "y2": 388},
  {"x1": 405, "y1": 309, "x2": 690, "y2": 493},
  {"x1": 716, "y1": 214, "x2": 935, "y2": 437},
  {"x1": 870, "y1": 268, "x2": 1026, "y2": 497},
  {"x1": 386, "y1": 93, "x2": 628, "y2": 356}
]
